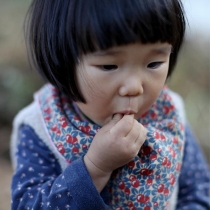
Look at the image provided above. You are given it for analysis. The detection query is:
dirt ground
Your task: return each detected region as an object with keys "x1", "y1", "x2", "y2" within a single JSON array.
[{"x1": 0, "y1": 158, "x2": 13, "y2": 210}]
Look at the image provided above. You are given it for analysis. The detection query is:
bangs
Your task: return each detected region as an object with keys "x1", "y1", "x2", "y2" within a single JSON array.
[
  {"x1": 26, "y1": 0, "x2": 185, "y2": 102},
  {"x1": 71, "y1": 0, "x2": 185, "y2": 54}
]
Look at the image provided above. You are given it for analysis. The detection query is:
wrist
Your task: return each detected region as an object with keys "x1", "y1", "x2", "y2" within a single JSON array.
[
  {"x1": 84, "y1": 155, "x2": 112, "y2": 192},
  {"x1": 84, "y1": 154, "x2": 112, "y2": 176}
]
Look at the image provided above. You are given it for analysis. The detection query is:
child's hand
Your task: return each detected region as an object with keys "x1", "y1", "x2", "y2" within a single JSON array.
[
  {"x1": 84, "y1": 114, "x2": 147, "y2": 192},
  {"x1": 86, "y1": 114, "x2": 147, "y2": 173}
]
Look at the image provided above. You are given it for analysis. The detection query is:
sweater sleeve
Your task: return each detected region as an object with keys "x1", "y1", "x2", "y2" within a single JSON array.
[
  {"x1": 11, "y1": 124, "x2": 109, "y2": 210},
  {"x1": 176, "y1": 124, "x2": 210, "y2": 210}
]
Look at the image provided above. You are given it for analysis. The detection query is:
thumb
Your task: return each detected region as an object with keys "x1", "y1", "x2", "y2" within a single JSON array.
[
  {"x1": 112, "y1": 113, "x2": 123, "y2": 122},
  {"x1": 103, "y1": 114, "x2": 123, "y2": 130}
]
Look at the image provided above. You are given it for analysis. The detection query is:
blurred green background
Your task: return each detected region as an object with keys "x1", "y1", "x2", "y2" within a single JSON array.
[{"x1": 0, "y1": 0, "x2": 209, "y2": 209}]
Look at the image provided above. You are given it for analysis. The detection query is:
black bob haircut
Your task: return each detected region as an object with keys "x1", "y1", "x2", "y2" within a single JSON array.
[{"x1": 26, "y1": 0, "x2": 186, "y2": 102}]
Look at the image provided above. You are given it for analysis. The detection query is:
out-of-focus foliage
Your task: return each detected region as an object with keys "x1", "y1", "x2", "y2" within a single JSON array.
[
  {"x1": 167, "y1": 39, "x2": 210, "y2": 162},
  {"x1": 0, "y1": 0, "x2": 43, "y2": 159}
]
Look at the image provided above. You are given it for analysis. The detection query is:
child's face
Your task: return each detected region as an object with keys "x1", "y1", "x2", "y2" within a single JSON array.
[{"x1": 76, "y1": 42, "x2": 171, "y2": 126}]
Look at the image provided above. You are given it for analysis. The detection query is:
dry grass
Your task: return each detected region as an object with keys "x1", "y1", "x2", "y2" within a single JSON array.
[{"x1": 0, "y1": 159, "x2": 13, "y2": 210}]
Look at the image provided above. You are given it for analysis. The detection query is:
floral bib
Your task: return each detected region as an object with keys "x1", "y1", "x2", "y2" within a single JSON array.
[{"x1": 35, "y1": 84, "x2": 184, "y2": 210}]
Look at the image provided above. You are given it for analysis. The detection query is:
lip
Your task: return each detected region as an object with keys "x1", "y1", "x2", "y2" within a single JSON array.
[{"x1": 117, "y1": 110, "x2": 137, "y2": 115}]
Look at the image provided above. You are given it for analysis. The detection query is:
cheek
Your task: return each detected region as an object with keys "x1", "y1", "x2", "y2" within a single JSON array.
[
  {"x1": 145, "y1": 70, "x2": 167, "y2": 100},
  {"x1": 152, "y1": 76, "x2": 167, "y2": 95},
  {"x1": 76, "y1": 66, "x2": 105, "y2": 102}
]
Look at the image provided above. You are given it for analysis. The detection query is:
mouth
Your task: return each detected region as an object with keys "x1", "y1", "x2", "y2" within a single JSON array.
[{"x1": 117, "y1": 110, "x2": 137, "y2": 115}]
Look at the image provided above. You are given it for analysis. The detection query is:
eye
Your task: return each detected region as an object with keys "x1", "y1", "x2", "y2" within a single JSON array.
[
  {"x1": 100, "y1": 65, "x2": 118, "y2": 71},
  {"x1": 147, "y1": 62, "x2": 163, "y2": 69}
]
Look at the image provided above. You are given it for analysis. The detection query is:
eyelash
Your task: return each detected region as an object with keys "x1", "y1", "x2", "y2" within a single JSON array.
[
  {"x1": 99, "y1": 65, "x2": 118, "y2": 71},
  {"x1": 98, "y1": 62, "x2": 163, "y2": 71},
  {"x1": 147, "y1": 62, "x2": 163, "y2": 69}
]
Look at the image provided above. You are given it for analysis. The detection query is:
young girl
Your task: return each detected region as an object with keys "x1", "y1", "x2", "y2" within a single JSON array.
[{"x1": 11, "y1": 0, "x2": 210, "y2": 209}]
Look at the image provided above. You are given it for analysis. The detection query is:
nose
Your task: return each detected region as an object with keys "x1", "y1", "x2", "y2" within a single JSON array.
[{"x1": 119, "y1": 76, "x2": 143, "y2": 96}]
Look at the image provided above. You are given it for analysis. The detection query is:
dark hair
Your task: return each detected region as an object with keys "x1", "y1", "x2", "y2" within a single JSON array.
[{"x1": 25, "y1": 0, "x2": 186, "y2": 102}]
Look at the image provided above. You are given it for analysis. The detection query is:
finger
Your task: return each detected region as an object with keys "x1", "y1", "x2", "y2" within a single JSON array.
[
  {"x1": 112, "y1": 113, "x2": 123, "y2": 122},
  {"x1": 111, "y1": 114, "x2": 134, "y2": 137},
  {"x1": 102, "y1": 113, "x2": 123, "y2": 131},
  {"x1": 135, "y1": 125, "x2": 147, "y2": 148},
  {"x1": 125, "y1": 119, "x2": 141, "y2": 142}
]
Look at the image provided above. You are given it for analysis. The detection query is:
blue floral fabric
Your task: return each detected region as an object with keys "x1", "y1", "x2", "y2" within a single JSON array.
[
  {"x1": 34, "y1": 84, "x2": 185, "y2": 209},
  {"x1": 11, "y1": 124, "x2": 210, "y2": 209}
]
